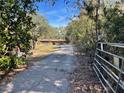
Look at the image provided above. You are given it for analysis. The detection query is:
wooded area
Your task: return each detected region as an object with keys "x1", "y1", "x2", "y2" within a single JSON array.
[
  {"x1": 65, "y1": 0, "x2": 124, "y2": 55},
  {"x1": 0, "y1": 0, "x2": 124, "y2": 93},
  {"x1": 0, "y1": 0, "x2": 66, "y2": 72}
]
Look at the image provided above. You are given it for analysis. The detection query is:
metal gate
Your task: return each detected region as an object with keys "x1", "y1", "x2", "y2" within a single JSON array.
[{"x1": 93, "y1": 42, "x2": 124, "y2": 93}]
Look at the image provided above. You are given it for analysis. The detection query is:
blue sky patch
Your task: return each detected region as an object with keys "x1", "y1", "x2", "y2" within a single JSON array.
[{"x1": 37, "y1": 0, "x2": 80, "y2": 28}]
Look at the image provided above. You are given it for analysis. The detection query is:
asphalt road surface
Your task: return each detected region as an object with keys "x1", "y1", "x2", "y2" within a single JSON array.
[{"x1": 0, "y1": 45, "x2": 76, "y2": 93}]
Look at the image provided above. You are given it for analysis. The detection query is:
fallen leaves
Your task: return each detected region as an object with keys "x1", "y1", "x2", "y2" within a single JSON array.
[{"x1": 69, "y1": 55, "x2": 104, "y2": 93}]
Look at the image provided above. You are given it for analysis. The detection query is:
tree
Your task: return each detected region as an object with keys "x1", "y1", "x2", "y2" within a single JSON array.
[
  {"x1": 0, "y1": 0, "x2": 56, "y2": 54},
  {"x1": 65, "y1": 13, "x2": 96, "y2": 54},
  {"x1": 102, "y1": 2, "x2": 124, "y2": 42},
  {"x1": 0, "y1": 0, "x2": 51, "y2": 70}
]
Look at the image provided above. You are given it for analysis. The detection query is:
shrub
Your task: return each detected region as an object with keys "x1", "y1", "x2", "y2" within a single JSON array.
[
  {"x1": 14, "y1": 57, "x2": 26, "y2": 66},
  {"x1": 0, "y1": 56, "x2": 11, "y2": 71}
]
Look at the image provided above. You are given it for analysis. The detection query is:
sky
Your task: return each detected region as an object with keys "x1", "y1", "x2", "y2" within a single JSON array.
[{"x1": 37, "y1": 0, "x2": 80, "y2": 28}]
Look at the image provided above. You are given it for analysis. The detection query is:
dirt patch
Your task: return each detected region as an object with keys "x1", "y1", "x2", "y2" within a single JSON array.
[{"x1": 69, "y1": 55, "x2": 104, "y2": 93}]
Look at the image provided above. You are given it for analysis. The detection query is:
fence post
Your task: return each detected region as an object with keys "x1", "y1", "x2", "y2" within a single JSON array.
[{"x1": 100, "y1": 43, "x2": 104, "y2": 51}]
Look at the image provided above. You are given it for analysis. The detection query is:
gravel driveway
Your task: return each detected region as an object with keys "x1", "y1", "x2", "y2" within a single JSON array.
[{"x1": 0, "y1": 45, "x2": 76, "y2": 93}]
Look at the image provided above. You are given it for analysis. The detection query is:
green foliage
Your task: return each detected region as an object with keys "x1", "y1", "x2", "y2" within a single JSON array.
[
  {"x1": 14, "y1": 57, "x2": 26, "y2": 65},
  {"x1": 0, "y1": 0, "x2": 62, "y2": 71},
  {"x1": 0, "y1": 0, "x2": 46, "y2": 70},
  {"x1": 65, "y1": 15, "x2": 96, "y2": 53},
  {"x1": 31, "y1": 14, "x2": 49, "y2": 37},
  {"x1": 103, "y1": 4, "x2": 124, "y2": 42},
  {"x1": 0, "y1": 0, "x2": 36, "y2": 54},
  {"x1": 66, "y1": 0, "x2": 124, "y2": 55},
  {"x1": 0, "y1": 55, "x2": 26, "y2": 71},
  {"x1": 0, "y1": 56, "x2": 11, "y2": 71},
  {"x1": 31, "y1": 14, "x2": 66, "y2": 40}
]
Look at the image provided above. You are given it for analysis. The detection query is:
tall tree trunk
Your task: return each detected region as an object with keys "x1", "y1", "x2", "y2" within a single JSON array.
[{"x1": 95, "y1": 0, "x2": 100, "y2": 41}]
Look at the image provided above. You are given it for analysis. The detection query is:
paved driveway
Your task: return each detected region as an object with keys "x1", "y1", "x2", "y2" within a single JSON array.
[{"x1": 0, "y1": 45, "x2": 76, "y2": 93}]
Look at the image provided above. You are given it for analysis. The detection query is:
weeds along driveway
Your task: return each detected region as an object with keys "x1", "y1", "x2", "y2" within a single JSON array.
[{"x1": 0, "y1": 45, "x2": 77, "y2": 93}]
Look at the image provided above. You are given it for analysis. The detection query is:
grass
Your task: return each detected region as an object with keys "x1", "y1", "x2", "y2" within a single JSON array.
[{"x1": 29, "y1": 43, "x2": 57, "y2": 59}]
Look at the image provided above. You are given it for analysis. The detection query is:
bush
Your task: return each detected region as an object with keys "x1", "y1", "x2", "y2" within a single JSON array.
[
  {"x1": 0, "y1": 56, "x2": 11, "y2": 71},
  {"x1": 0, "y1": 55, "x2": 27, "y2": 71},
  {"x1": 14, "y1": 57, "x2": 26, "y2": 66}
]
